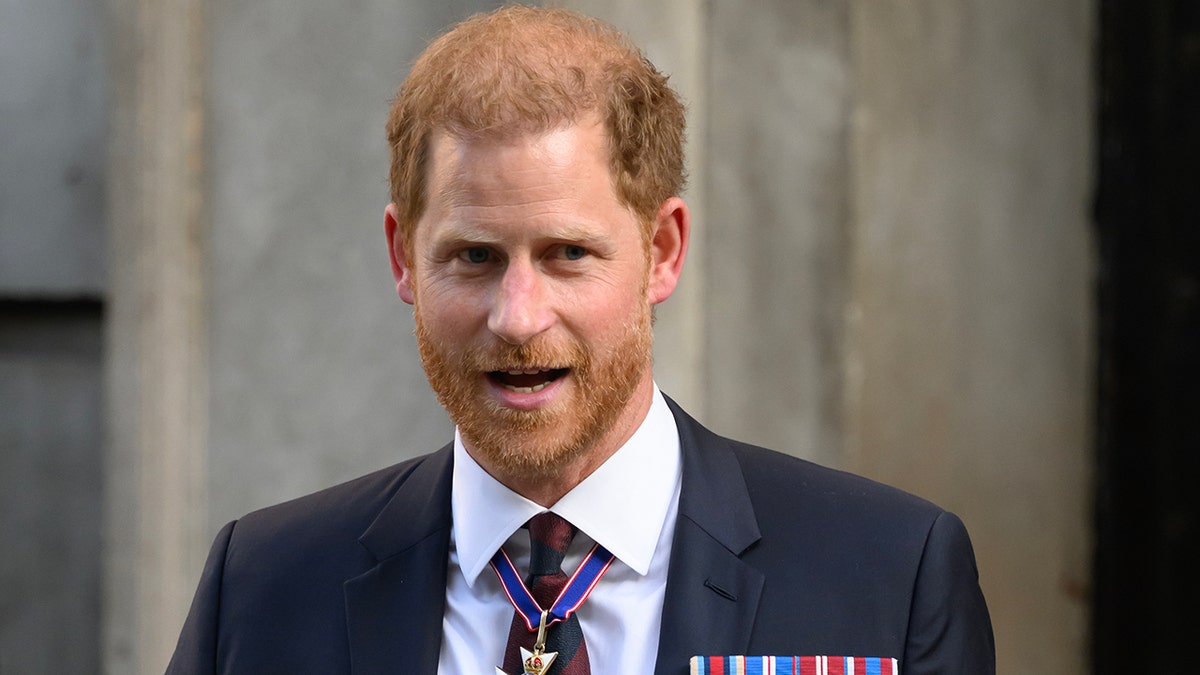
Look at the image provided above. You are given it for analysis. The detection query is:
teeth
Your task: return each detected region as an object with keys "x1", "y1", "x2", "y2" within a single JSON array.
[
  {"x1": 503, "y1": 382, "x2": 550, "y2": 394},
  {"x1": 504, "y1": 369, "x2": 548, "y2": 375}
]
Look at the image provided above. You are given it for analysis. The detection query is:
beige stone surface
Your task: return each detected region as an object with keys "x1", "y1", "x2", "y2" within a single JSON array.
[
  {"x1": 104, "y1": 1, "x2": 209, "y2": 672},
  {"x1": 846, "y1": 2, "x2": 1094, "y2": 671}
]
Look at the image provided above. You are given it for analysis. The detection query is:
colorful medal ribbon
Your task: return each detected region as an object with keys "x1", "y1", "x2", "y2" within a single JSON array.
[{"x1": 489, "y1": 540, "x2": 616, "y2": 632}]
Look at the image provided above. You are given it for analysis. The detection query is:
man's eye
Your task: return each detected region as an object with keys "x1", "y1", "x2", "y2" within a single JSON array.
[
  {"x1": 459, "y1": 248, "x2": 491, "y2": 263},
  {"x1": 561, "y1": 245, "x2": 587, "y2": 261}
]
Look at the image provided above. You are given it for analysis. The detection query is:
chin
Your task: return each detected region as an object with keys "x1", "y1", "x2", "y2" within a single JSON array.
[{"x1": 457, "y1": 409, "x2": 598, "y2": 480}]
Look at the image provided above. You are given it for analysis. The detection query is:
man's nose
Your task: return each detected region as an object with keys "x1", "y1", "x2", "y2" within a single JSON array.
[{"x1": 487, "y1": 260, "x2": 554, "y2": 345}]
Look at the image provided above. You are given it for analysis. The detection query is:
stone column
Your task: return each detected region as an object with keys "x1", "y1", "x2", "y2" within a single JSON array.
[{"x1": 103, "y1": 0, "x2": 209, "y2": 672}]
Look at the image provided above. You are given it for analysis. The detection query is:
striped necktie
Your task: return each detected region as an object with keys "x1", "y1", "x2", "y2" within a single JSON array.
[{"x1": 502, "y1": 513, "x2": 591, "y2": 675}]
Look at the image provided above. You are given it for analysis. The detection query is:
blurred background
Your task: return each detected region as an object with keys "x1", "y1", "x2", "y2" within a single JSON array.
[{"x1": 1, "y1": 0, "x2": 1195, "y2": 673}]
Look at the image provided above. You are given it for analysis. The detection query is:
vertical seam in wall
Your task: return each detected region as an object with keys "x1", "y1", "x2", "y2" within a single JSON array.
[{"x1": 842, "y1": 0, "x2": 865, "y2": 474}]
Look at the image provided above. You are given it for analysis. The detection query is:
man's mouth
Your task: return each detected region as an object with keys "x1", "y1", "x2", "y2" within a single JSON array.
[{"x1": 487, "y1": 368, "x2": 569, "y2": 394}]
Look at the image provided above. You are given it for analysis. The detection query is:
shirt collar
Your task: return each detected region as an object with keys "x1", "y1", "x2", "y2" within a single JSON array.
[{"x1": 451, "y1": 386, "x2": 681, "y2": 586}]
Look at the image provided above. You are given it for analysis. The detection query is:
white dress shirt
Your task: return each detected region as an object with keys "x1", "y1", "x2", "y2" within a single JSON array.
[{"x1": 438, "y1": 387, "x2": 682, "y2": 675}]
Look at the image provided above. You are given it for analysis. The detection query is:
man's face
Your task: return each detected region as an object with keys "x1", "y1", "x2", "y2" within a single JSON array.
[{"x1": 398, "y1": 122, "x2": 658, "y2": 480}]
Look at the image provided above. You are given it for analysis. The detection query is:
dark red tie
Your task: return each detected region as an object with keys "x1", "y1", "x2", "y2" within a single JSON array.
[{"x1": 502, "y1": 513, "x2": 591, "y2": 675}]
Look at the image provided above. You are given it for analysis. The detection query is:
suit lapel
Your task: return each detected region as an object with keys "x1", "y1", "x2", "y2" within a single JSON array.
[
  {"x1": 655, "y1": 399, "x2": 764, "y2": 675},
  {"x1": 344, "y1": 446, "x2": 454, "y2": 675}
]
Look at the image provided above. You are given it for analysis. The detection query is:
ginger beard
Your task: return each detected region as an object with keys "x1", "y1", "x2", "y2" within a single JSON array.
[{"x1": 414, "y1": 287, "x2": 653, "y2": 481}]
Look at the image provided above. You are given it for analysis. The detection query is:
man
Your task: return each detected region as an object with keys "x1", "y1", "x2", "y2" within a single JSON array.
[{"x1": 168, "y1": 6, "x2": 993, "y2": 675}]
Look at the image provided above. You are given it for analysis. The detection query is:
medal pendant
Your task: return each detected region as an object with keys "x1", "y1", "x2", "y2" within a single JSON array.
[
  {"x1": 520, "y1": 645, "x2": 558, "y2": 675},
  {"x1": 491, "y1": 647, "x2": 558, "y2": 675}
]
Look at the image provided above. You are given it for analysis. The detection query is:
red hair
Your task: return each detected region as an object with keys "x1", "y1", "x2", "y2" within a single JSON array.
[{"x1": 386, "y1": 6, "x2": 686, "y2": 257}]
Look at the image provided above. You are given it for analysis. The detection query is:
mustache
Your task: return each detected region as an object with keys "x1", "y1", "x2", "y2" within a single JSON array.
[{"x1": 460, "y1": 337, "x2": 588, "y2": 371}]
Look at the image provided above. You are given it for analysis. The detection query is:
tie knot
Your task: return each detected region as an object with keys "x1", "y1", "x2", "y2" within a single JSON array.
[{"x1": 530, "y1": 511, "x2": 576, "y2": 564}]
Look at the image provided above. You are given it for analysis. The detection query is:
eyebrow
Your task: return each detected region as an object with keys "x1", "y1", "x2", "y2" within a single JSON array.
[{"x1": 433, "y1": 221, "x2": 609, "y2": 246}]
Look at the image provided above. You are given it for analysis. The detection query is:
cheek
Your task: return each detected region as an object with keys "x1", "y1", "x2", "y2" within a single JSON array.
[
  {"x1": 565, "y1": 284, "x2": 645, "y2": 335},
  {"x1": 416, "y1": 285, "x2": 483, "y2": 332}
]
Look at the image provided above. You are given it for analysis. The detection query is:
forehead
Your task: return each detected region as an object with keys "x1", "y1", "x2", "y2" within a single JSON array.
[{"x1": 425, "y1": 122, "x2": 616, "y2": 204}]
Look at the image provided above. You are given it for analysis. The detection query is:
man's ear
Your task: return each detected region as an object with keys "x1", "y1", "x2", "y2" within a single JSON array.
[
  {"x1": 384, "y1": 203, "x2": 416, "y2": 305},
  {"x1": 646, "y1": 197, "x2": 690, "y2": 305}
]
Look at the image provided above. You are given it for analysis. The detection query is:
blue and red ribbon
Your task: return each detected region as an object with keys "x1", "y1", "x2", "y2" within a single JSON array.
[{"x1": 489, "y1": 541, "x2": 616, "y2": 632}]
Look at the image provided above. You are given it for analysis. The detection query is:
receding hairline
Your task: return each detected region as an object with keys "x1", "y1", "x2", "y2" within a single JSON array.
[
  {"x1": 422, "y1": 118, "x2": 637, "y2": 222},
  {"x1": 387, "y1": 5, "x2": 688, "y2": 250}
]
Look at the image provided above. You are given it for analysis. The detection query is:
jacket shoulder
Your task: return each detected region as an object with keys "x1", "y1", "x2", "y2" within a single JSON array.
[
  {"x1": 682, "y1": 424, "x2": 992, "y2": 666},
  {"x1": 667, "y1": 392, "x2": 945, "y2": 536},
  {"x1": 217, "y1": 446, "x2": 453, "y2": 590},
  {"x1": 235, "y1": 448, "x2": 448, "y2": 540},
  {"x1": 729, "y1": 439, "x2": 945, "y2": 530}
]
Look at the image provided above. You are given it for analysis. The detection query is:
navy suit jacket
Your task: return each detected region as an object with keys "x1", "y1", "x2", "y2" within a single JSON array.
[{"x1": 167, "y1": 398, "x2": 994, "y2": 674}]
